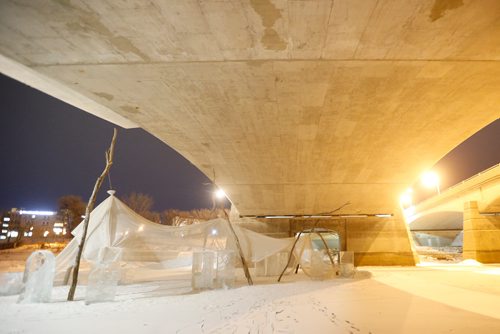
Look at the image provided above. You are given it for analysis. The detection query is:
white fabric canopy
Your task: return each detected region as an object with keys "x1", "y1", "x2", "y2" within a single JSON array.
[{"x1": 55, "y1": 193, "x2": 293, "y2": 284}]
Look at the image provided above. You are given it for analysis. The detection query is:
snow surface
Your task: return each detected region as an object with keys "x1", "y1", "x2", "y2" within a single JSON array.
[
  {"x1": 0, "y1": 263, "x2": 499, "y2": 334},
  {"x1": 1, "y1": 246, "x2": 499, "y2": 333}
]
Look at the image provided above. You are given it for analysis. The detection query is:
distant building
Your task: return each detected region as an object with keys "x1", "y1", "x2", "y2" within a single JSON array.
[{"x1": 0, "y1": 209, "x2": 70, "y2": 245}]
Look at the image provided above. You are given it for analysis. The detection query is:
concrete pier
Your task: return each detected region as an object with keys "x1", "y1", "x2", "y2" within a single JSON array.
[{"x1": 463, "y1": 201, "x2": 500, "y2": 263}]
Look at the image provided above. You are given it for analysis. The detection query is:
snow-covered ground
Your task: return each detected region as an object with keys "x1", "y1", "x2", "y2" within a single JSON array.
[
  {"x1": 1, "y1": 248, "x2": 499, "y2": 333},
  {"x1": 0, "y1": 244, "x2": 66, "y2": 273},
  {"x1": 415, "y1": 246, "x2": 463, "y2": 263}
]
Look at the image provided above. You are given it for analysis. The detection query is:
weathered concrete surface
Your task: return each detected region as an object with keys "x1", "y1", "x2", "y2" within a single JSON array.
[
  {"x1": 0, "y1": 1, "x2": 498, "y2": 216},
  {"x1": 463, "y1": 201, "x2": 500, "y2": 263},
  {"x1": 1, "y1": 1, "x2": 499, "y2": 264}
]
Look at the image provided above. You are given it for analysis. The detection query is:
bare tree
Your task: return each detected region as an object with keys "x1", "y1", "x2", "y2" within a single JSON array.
[
  {"x1": 67, "y1": 129, "x2": 117, "y2": 301},
  {"x1": 121, "y1": 192, "x2": 160, "y2": 222},
  {"x1": 58, "y1": 195, "x2": 86, "y2": 231},
  {"x1": 162, "y1": 208, "x2": 225, "y2": 225},
  {"x1": 122, "y1": 193, "x2": 153, "y2": 214}
]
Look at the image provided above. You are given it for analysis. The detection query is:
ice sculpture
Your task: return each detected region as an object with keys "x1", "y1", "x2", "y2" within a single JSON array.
[
  {"x1": 192, "y1": 251, "x2": 216, "y2": 290},
  {"x1": 192, "y1": 250, "x2": 236, "y2": 290},
  {"x1": 339, "y1": 251, "x2": 355, "y2": 278},
  {"x1": 215, "y1": 250, "x2": 235, "y2": 289},
  {"x1": 0, "y1": 272, "x2": 23, "y2": 296},
  {"x1": 295, "y1": 231, "x2": 340, "y2": 280},
  {"x1": 256, "y1": 251, "x2": 289, "y2": 277},
  {"x1": 85, "y1": 247, "x2": 122, "y2": 304},
  {"x1": 18, "y1": 250, "x2": 55, "y2": 303},
  {"x1": 308, "y1": 249, "x2": 335, "y2": 280}
]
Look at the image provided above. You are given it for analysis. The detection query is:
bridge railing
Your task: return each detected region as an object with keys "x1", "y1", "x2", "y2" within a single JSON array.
[{"x1": 415, "y1": 163, "x2": 500, "y2": 209}]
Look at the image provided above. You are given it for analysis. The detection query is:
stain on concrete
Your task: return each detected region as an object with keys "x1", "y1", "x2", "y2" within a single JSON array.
[
  {"x1": 120, "y1": 105, "x2": 140, "y2": 114},
  {"x1": 250, "y1": 0, "x2": 287, "y2": 50},
  {"x1": 93, "y1": 92, "x2": 114, "y2": 101},
  {"x1": 250, "y1": 0, "x2": 281, "y2": 27},
  {"x1": 261, "y1": 28, "x2": 287, "y2": 51},
  {"x1": 246, "y1": 60, "x2": 269, "y2": 67},
  {"x1": 429, "y1": 0, "x2": 464, "y2": 22},
  {"x1": 58, "y1": 1, "x2": 150, "y2": 61},
  {"x1": 54, "y1": 0, "x2": 72, "y2": 8}
]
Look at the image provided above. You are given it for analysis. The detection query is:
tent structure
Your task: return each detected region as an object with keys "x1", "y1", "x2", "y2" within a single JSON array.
[{"x1": 55, "y1": 191, "x2": 294, "y2": 285}]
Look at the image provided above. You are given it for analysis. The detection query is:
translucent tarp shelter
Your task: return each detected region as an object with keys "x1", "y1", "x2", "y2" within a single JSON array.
[{"x1": 55, "y1": 192, "x2": 294, "y2": 285}]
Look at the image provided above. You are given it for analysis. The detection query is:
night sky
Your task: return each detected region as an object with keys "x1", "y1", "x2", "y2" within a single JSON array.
[
  {"x1": 0, "y1": 73, "x2": 499, "y2": 211},
  {"x1": 413, "y1": 118, "x2": 500, "y2": 202},
  {"x1": 0, "y1": 74, "x2": 213, "y2": 212}
]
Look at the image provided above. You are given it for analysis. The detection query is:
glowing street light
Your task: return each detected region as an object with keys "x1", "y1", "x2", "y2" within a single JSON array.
[
  {"x1": 421, "y1": 171, "x2": 440, "y2": 194},
  {"x1": 399, "y1": 189, "x2": 413, "y2": 207},
  {"x1": 215, "y1": 188, "x2": 226, "y2": 200}
]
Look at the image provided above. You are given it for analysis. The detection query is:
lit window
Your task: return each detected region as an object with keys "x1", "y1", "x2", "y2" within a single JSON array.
[
  {"x1": 0, "y1": 235, "x2": 6, "y2": 240},
  {"x1": 1, "y1": 229, "x2": 7, "y2": 233},
  {"x1": 43, "y1": 231, "x2": 49, "y2": 237},
  {"x1": 20, "y1": 210, "x2": 55, "y2": 216},
  {"x1": 2, "y1": 223, "x2": 8, "y2": 227},
  {"x1": 3, "y1": 217, "x2": 10, "y2": 222},
  {"x1": 10, "y1": 231, "x2": 18, "y2": 238}
]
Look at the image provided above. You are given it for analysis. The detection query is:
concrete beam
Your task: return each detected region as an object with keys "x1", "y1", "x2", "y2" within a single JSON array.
[{"x1": 0, "y1": 55, "x2": 137, "y2": 129}]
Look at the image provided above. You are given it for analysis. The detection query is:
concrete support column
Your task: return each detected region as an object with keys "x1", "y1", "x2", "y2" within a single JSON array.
[
  {"x1": 345, "y1": 215, "x2": 418, "y2": 266},
  {"x1": 463, "y1": 201, "x2": 500, "y2": 263}
]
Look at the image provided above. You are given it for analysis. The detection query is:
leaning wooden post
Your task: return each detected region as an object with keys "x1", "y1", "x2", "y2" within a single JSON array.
[
  {"x1": 277, "y1": 231, "x2": 303, "y2": 282},
  {"x1": 222, "y1": 209, "x2": 253, "y2": 286},
  {"x1": 67, "y1": 129, "x2": 117, "y2": 301},
  {"x1": 211, "y1": 169, "x2": 253, "y2": 285}
]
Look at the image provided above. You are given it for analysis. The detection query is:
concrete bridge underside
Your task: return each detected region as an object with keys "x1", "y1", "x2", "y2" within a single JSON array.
[{"x1": 1, "y1": 1, "x2": 499, "y2": 265}]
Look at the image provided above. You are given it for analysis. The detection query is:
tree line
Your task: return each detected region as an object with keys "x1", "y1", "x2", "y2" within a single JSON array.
[{"x1": 59, "y1": 192, "x2": 222, "y2": 230}]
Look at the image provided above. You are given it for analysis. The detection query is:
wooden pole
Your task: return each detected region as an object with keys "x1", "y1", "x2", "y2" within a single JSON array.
[
  {"x1": 277, "y1": 231, "x2": 303, "y2": 282},
  {"x1": 222, "y1": 209, "x2": 253, "y2": 286},
  {"x1": 67, "y1": 129, "x2": 117, "y2": 301},
  {"x1": 211, "y1": 169, "x2": 253, "y2": 285}
]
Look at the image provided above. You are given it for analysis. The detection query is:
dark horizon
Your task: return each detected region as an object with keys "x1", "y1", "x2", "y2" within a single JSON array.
[{"x1": 0, "y1": 73, "x2": 499, "y2": 212}]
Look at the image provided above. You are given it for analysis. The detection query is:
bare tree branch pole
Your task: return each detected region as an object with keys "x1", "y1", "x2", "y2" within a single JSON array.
[
  {"x1": 211, "y1": 169, "x2": 253, "y2": 286},
  {"x1": 67, "y1": 129, "x2": 117, "y2": 301},
  {"x1": 221, "y1": 208, "x2": 253, "y2": 286}
]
